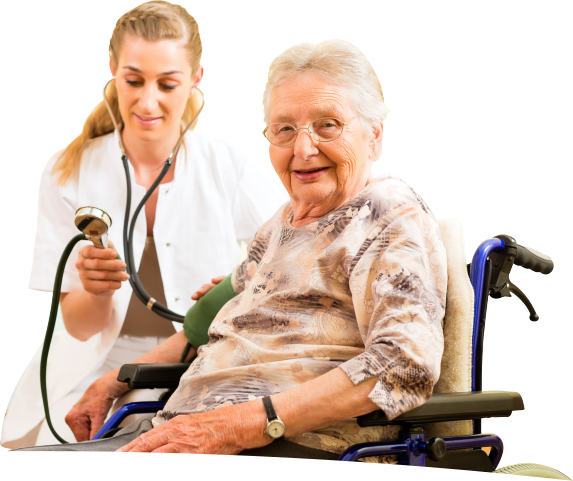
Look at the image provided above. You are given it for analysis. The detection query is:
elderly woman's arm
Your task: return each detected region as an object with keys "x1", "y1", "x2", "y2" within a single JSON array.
[
  {"x1": 118, "y1": 367, "x2": 376, "y2": 453},
  {"x1": 119, "y1": 206, "x2": 446, "y2": 454},
  {"x1": 272, "y1": 367, "x2": 379, "y2": 437}
]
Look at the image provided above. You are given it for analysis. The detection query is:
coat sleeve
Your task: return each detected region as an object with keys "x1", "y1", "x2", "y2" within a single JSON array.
[
  {"x1": 28, "y1": 154, "x2": 85, "y2": 293},
  {"x1": 339, "y1": 204, "x2": 447, "y2": 420},
  {"x1": 231, "y1": 152, "x2": 287, "y2": 244}
]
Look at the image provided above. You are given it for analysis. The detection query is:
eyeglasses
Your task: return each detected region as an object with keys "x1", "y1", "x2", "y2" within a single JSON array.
[{"x1": 263, "y1": 117, "x2": 357, "y2": 147}]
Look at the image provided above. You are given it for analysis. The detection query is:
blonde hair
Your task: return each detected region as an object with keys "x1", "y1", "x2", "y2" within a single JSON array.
[
  {"x1": 53, "y1": 1, "x2": 202, "y2": 184},
  {"x1": 263, "y1": 39, "x2": 389, "y2": 157}
]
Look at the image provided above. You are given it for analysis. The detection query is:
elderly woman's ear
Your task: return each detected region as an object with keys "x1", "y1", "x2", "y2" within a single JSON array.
[{"x1": 368, "y1": 121, "x2": 384, "y2": 160}]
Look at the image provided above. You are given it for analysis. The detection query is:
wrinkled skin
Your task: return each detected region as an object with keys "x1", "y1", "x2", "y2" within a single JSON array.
[
  {"x1": 268, "y1": 74, "x2": 383, "y2": 227},
  {"x1": 65, "y1": 370, "x2": 129, "y2": 442},
  {"x1": 73, "y1": 74, "x2": 386, "y2": 453},
  {"x1": 118, "y1": 400, "x2": 269, "y2": 454},
  {"x1": 64, "y1": 272, "x2": 220, "y2": 438}
]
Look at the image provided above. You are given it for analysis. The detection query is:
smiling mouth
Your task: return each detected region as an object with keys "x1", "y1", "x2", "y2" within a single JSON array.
[
  {"x1": 135, "y1": 114, "x2": 162, "y2": 121},
  {"x1": 293, "y1": 167, "x2": 328, "y2": 174}
]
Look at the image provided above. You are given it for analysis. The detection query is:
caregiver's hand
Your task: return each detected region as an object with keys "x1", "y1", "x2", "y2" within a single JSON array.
[
  {"x1": 76, "y1": 240, "x2": 129, "y2": 297},
  {"x1": 118, "y1": 399, "x2": 269, "y2": 453},
  {"x1": 65, "y1": 369, "x2": 129, "y2": 442},
  {"x1": 191, "y1": 275, "x2": 226, "y2": 300}
]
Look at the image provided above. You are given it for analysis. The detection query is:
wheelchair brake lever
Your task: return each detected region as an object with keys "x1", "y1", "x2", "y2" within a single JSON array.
[{"x1": 507, "y1": 282, "x2": 539, "y2": 322}]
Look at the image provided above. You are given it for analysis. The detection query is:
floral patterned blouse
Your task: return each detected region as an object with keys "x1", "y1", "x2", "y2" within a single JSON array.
[{"x1": 154, "y1": 174, "x2": 447, "y2": 458}]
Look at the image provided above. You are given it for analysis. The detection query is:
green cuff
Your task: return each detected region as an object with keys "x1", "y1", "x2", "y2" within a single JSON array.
[{"x1": 183, "y1": 274, "x2": 236, "y2": 349}]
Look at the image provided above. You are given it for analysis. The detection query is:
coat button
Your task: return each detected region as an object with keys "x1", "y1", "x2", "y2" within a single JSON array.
[
  {"x1": 175, "y1": 297, "x2": 180, "y2": 302},
  {"x1": 166, "y1": 242, "x2": 171, "y2": 247}
]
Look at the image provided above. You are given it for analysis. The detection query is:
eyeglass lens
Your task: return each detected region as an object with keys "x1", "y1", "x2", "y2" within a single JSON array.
[{"x1": 267, "y1": 118, "x2": 344, "y2": 146}]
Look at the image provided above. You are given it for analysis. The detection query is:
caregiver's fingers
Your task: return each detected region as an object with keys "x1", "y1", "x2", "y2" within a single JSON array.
[
  {"x1": 66, "y1": 411, "x2": 91, "y2": 443},
  {"x1": 190, "y1": 274, "x2": 228, "y2": 300},
  {"x1": 191, "y1": 283, "x2": 215, "y2": 300}
]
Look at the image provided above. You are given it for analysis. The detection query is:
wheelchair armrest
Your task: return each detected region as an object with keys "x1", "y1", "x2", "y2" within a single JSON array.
[
  {"x1": 117, "y1": 363, "x2": 191, "y2": 390},
  {"x1": 357, "y1": 391, "x2": 524, "y2": 427}
]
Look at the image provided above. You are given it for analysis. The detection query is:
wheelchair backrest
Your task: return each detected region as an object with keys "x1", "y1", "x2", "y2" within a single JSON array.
[{"x1": 425, "y1": 218, "x2": 475, "y2": 437}]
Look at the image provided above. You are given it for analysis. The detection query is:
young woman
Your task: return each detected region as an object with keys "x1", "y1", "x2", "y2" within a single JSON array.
[{"x1": 1, "y1": 1, "x2": 284, "y2": 448}]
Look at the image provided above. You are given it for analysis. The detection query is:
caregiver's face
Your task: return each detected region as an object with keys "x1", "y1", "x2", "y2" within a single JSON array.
[
  {"x1": 110, "y1": 35, "x2": 201, "y2": 144},
  {"x1": 268, "y1": 74, "x2": 379, "y2": 213}
]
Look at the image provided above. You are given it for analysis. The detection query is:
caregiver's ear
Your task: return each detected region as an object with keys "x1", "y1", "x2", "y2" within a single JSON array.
[
  {"x1": 190, "y1": 65, "x2": 204, "y2": 96},
  {"x1": 110, "y1": 59, "x2": 117, "y2": 76}
]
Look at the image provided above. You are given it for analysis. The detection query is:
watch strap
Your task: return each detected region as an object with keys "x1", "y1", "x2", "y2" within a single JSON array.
[{"x1": 262, "y1": 396, "x2": 278, "y2": 421}]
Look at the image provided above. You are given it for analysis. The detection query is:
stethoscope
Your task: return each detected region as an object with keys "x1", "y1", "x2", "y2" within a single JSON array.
[
  {"x1": 103, "y1": 76, "x2": 204, "y2": 322},
  {"x1": 40, "y1": 77, "x2": 204, "y2": 443}
]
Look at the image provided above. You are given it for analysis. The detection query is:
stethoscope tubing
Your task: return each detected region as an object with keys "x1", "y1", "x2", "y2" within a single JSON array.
[
  {"x1": 121, "y1": 156, "x2": 184, "y2": 322},
  {"x1": 104, "y1": 77, "x2": 205, "y2": 323},
  {"x1": 39, "y1": 78, "x2": 204, "y2": 445},
  {"x1": 41, "y1": 233, "x2": 88, "y2": 444}
]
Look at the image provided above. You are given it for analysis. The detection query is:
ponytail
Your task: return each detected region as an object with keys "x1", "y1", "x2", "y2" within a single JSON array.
[{"x1": 52, "y1": 1, "x2": 202, "y2": 185}]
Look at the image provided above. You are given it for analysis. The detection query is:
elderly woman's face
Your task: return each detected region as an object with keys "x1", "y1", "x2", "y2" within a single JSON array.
[{"x1": 268, "y1": 75, "x2": 381, "y2": 216}]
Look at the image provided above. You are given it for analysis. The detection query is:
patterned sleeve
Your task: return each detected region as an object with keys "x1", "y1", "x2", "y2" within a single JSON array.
[{"x1": 339, "y1": 203, "x2": 447, "y2": 420}]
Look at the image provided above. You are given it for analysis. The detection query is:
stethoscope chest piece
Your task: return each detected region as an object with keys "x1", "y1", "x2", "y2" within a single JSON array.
[{"x1": 75, "y1": 206, "x2": 112, "y2": 248}]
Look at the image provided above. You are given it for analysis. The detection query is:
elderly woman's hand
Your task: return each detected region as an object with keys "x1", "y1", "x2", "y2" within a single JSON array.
[{"x1": 117, "y1": 400, "x2": 269, "y2": 453}]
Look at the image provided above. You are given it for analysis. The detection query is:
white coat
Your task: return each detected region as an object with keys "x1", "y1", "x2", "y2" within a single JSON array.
[{"x1": 1, "y1": 129, "x2": 286, "y2": 444}]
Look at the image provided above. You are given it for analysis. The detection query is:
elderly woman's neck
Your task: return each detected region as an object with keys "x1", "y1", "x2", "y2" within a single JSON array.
[{"x1": 290, "y1": 174, "x2": 374, "y2": 228}]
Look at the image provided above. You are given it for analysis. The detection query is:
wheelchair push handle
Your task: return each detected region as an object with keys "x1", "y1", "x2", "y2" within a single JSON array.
[{"x1": 514, "y1": 244, "x2": 554, "y2": 275}]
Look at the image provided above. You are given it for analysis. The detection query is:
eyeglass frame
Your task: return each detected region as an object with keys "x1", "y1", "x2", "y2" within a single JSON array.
[{"x1": 262, "y1": 116, "x2": 358, "y2": 147}]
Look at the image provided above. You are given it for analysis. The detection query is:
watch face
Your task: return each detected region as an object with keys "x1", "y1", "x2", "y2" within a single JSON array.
[{"x1": 267, "y1": 420, "x2": 286, "y2": 439}]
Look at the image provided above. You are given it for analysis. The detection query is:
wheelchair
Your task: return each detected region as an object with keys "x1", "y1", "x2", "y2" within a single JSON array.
[{"x1": 92, "y1": 219, "x2": 567, "y2": 477}]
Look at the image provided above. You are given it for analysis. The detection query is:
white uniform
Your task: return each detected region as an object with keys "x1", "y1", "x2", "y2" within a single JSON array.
[{"x1": 1, "y1": 130, "x2": 286, "y2": 447}]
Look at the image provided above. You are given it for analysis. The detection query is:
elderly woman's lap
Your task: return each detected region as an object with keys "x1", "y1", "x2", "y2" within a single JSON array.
[{"x1": 12, "y1": 416, "x2": 339, "y2": 459}]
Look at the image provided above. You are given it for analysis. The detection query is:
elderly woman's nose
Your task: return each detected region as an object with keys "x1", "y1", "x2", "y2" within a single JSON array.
[{"x1": 293, "y1": 129, "x2": 319, "y2": 159}]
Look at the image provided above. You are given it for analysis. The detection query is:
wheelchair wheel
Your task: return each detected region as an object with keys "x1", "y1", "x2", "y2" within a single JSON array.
[{"x1": 495, "y1": 463, "x2": 570, "y2": 479}]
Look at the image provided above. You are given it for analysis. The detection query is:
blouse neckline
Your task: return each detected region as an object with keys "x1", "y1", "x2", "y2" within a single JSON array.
[{"x1": 285, "y1": 177, "x2": 380, "y2": 230}]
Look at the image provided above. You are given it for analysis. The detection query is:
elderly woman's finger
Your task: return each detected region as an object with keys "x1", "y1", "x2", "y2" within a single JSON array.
[
  {"x1": 118, "y1": 427, "x2": 172, "y2": 452},
  {"x1": 151, "y1": 443, "x2": 183, "y2": 453},
  {"x1": 117, "y1": 433, "x2": 146, "y2": 452},
  {"x1": 211, "y1": 276, "x2": 226, "y2": 284}
]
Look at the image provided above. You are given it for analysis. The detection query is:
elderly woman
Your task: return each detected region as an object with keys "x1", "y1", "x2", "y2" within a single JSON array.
[{"x1": 17, "y1": 39, "x2": 446, "y2": 458}]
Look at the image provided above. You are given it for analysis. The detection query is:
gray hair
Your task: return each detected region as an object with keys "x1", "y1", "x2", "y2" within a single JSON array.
[{"x1": 263, "y1": 39, "x2": 389, "y2": 140}]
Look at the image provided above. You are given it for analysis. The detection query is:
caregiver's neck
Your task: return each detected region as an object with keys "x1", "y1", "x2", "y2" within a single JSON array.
[{"x1": 121, "y1": 123, "x2": 181, "y2": 172}]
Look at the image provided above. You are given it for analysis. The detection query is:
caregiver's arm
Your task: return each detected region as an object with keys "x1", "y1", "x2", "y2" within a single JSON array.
[
  {"x1": 94, "y1": 330, "x2": 196, "y2": 400},
  {"x1": 66, "y1": 330, "x2": 195, "y2": 442},
  {"x1": 60, "y1": 241, "x2": 129, "y2": 341}
]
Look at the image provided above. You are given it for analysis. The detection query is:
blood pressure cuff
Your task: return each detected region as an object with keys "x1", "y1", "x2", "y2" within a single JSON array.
[{"x1": 183, "y1": 274, "x2": 236, "y2": 349}]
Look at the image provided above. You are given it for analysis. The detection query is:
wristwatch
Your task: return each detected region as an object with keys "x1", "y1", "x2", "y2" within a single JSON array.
[{"x1": 262, "y1": 396, "x2": 286, "y2": 440}]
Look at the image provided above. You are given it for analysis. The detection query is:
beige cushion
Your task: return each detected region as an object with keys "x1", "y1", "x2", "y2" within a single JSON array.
[{"x1": 425, "y1": 218, "x2": 475, "y2": 437}]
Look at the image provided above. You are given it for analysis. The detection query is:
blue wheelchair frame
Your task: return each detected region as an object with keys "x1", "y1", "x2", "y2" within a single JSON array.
[{"x1": 92, "y1": 237, "x2": 529, "y2": 468}]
